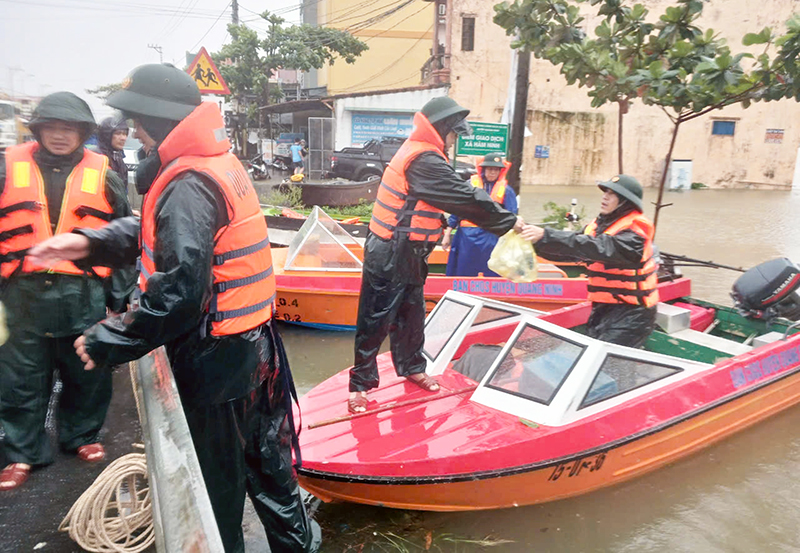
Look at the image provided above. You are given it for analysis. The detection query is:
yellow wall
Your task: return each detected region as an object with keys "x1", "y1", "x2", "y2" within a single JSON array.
[{"x1": 314, "y1": 0, "x2": 434, "y2": 94}]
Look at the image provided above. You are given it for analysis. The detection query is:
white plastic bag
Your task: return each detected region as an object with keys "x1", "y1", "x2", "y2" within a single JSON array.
[{"x1": 488, "y1": 230, "x2": 538, "y2": 283}]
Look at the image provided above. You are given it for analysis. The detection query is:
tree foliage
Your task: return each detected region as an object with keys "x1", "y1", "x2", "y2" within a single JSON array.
[
  {"x1": 214, "y1": 12, "x2": 368, "y2": 106},
  {"x1": 86, "y1": 82, "x2": 122, "y2": 100},
  {"x1": 494, "y1": 0, "x2": 800, "y2": 233}
]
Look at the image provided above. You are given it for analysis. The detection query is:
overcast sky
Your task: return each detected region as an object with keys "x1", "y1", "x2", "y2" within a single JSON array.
[{"x1": 0, "y1": 0, "x2": 298, "y2": 118}]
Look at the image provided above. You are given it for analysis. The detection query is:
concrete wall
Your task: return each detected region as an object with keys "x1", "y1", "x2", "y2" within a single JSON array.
[
  {"x1": 447, "y1": 0, "x2": 800, "y2": 188},
  {"x1": 309, "y1": 0, "x2": 434, "y2": 94},
  {"x1": 333, "y1": 85, "x2": 449, "y2": 149}
]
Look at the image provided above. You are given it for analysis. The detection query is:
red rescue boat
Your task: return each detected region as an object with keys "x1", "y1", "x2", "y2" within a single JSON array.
[{"x1": 296, "y1": 258, "x2": 800, "y2": 511}]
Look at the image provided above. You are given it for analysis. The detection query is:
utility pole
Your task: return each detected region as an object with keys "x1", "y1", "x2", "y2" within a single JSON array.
[
  {"x1": 231, "y1": 0, "x2": 239, "y2": 25},
  {"x1": 506, "y1": 48, "x2": 530, "y2": 196},
  {"x1": 7, "y1": 66, "x2": 23, "y2": 100},
  {"x1": 148, "y1": 44, "x2": 164, "y2": 63}
]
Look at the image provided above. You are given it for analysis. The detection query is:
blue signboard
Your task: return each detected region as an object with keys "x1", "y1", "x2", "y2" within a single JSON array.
[
  {"x1": 351, "y1": 112, "x2": 413, "y2": 145},
  {"x1": 535, "y1": 145, "x2": 550, "y2": 159}
]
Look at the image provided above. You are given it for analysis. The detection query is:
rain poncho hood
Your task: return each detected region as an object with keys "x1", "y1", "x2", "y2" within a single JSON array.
[{"x1": 28, "y1": 91, "x2": 96, "y2": 143}]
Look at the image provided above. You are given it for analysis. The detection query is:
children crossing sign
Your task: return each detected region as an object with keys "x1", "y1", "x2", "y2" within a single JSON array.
[
  {"x1": 456, "y1": 122, "x2": 509, "y2": 156},
  {"x1": 186, "y1": 47, "x2": 230, "y2": 95}
]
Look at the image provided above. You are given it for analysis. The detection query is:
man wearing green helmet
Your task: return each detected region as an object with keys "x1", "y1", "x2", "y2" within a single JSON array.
[
  {"x1": 521, "y1": 175, "x2": 659, "y2": 348},
  {"x1": 28, "y1": 64, "x2": 319, "y2": 552},
  {"x1": 0, "y1": 92, "x2": 134, "y2": 491},
  {"x1": 441, "y1": 152, "x2": 518, "y2": 276},
  {"x1": 349, "y1": 96, "x2": 525, "y2": 413}
]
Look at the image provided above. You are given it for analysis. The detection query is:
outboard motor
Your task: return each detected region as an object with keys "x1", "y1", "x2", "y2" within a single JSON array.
[{"x1": 731, "y1": 258, "x2": 800, "y2": 321}]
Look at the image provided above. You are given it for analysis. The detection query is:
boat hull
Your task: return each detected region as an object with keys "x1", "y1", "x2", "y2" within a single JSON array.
[{"x1": 299, "y1": 357, "x2": 800, "y2": 511}]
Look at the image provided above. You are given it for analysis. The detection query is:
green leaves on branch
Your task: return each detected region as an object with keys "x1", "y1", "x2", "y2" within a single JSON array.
[{"x1": 213, "y1": 11, "x2": 367, "y2": 105}]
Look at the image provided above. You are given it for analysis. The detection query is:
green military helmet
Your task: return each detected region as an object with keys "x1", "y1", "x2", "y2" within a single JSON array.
[
  {"x1": 107, "y1": 63, "x2": 201, "y2": 121},
  {"x1": 480, "y1": 153, "x2": 506, "y2": 168},
  {"x1": 421, "y1": 97, "x2": 470, "y2": 125},
  {"x1": 27, "y1": 91, "x2": 96, "y2": 139},
  {"x1": 598, "y1": 174, "x2": 644, "y2": 212}
]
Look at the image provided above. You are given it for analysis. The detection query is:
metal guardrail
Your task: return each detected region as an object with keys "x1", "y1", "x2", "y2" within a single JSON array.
[{"x1": 131, "y1": 347, "x2": 224, "y2": 552}]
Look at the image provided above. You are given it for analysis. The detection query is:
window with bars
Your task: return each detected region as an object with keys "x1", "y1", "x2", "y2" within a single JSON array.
[{"x1": 461, "y1": 17, "x2": 475, "y2": 51}]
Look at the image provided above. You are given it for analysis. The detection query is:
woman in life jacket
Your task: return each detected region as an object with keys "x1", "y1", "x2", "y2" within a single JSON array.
[
  {"x1": 520, "y1": 175, "x2": 659, "y2": 348},
  {"x1": 442, "y1": 153, "x2": 519, "y2": 277}
]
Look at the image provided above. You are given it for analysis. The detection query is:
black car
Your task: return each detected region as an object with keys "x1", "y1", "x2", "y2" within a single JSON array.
[{"x1": 329, "y1": 136, "x2": 476, "y2": 182}]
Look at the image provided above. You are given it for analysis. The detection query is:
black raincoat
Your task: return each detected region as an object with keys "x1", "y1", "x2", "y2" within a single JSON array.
[
  {"x1": 534, "y1": 203, "x2": 656, "y2": 348},
  {"x1": 0, "y1": 92, "x2": 135, "y2": 467},
  {"x1": 76, "y1": 144, "x2": 318, "y2": 552},
  {"x1": 351, "y1": 150, "x2": 518, "y2": 392},
  {"x1": 97, "y1": 116, "x2": 129, "y2": 184}
]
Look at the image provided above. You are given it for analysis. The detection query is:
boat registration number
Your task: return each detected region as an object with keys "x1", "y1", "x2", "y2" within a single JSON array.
[{"x1": 548, "y1": 452, "x2": 606, "y2": 482}]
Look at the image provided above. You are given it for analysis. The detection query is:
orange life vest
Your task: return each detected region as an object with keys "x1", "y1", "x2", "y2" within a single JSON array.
[
  {"x1": 0, "y1": 142, "x2": 113, "y2": 278},
  {"x1": 139, "y1": 102, "x2": 275, "y2": 336},
  {"x1": 369, "y1": 112, "x2": 446, "y2": 243},
  {"x1": 461, "y1": 164, "x2": 510, "y2": 228},
  {"x1": 583, "y1": 211, "x2": 659, "y2": 307}
]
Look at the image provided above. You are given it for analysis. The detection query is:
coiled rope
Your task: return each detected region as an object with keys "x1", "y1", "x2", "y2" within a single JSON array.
[
  {"x1": 58, "y1": 451, "x2": 153, "y2": 552},
  {"x1": 59, "y1": 364, "x2": 154, "y2": 552}
]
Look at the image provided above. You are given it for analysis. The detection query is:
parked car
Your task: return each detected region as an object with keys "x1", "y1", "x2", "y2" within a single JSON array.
[
  {"x1": 122, "y1": 135, "x2": 143, "y2": 174},
  {"x1": 329, "y1": 136, "x2": 477, "y2": 182}
]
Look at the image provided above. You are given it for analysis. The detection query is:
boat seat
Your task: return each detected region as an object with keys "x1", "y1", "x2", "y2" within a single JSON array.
[{"x1": 670, "y1": 328, "x2": 752, "y2": 357}]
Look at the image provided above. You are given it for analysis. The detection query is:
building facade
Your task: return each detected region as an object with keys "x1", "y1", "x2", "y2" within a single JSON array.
[
  {"x1": 303, "y1": 0, "x2": 435, "y2": 95},
  {"x1": 425, "y1": 0, "x2": 800, "y2": 188}
]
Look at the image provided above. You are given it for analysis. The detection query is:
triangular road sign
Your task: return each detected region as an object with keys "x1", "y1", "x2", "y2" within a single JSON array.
[{"x1": 186, "y1": 47, "x2": 230, "y2": 95}]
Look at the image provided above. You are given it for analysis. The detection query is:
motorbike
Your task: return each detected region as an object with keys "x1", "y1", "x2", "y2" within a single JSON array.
[
  {"x1": 270, "y1": 154, "x2": 292, "y2": 172},
  {"x1": 245, "y1": 154, "x2": 270, "y2": 181}
]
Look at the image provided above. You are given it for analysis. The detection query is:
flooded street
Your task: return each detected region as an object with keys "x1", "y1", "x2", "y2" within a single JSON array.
[{"x1": 281, "y1": 186, "x2": 800, "y2": 552}]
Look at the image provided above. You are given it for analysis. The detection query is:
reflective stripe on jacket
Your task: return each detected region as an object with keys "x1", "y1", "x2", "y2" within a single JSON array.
[
  {"x1": 369, "y1": 112, "x2": 446, "y2": 242},
  {"x1": 460, "y1": 167, "x2": 509, "y2": 228},
  {"x1": 1, "y1": 142, "x2": 112, "y2": 278},
  {"x1": 139, "y1": 103, "x2": 275, "y2": 336},
  {"x1": 583, "y1": 211, "x2": 659, "y2": 307}
]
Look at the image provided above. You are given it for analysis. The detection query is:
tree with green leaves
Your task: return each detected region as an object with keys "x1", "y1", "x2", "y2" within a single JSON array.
[
  {"x1": 494, "y1": 0, "x2": 800, "y2": 235},
  {"x1": 214, "y1": 12, "x2": 368, "y2": 152},
  {"x1": 86, "y1": 83, "x2": 122, "y2": 100}
]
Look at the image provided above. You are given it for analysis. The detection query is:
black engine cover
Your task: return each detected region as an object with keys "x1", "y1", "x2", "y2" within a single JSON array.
[{"x1": 732, "y1": 258, "x2": 800, "y2": 311}]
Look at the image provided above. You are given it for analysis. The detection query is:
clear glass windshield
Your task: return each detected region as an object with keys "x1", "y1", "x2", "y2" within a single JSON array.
[
  {"x1": 423, "y1": 298, "x2": 473, "y2": 361},
  {"x1": 486, "y1": 324, "x2": 585, "y2": 405},
  {"x1": 580, "y1": 354, "x2": 682, "y2": 409},
  {"x1": 284, "y1": 206, "x2": 363, "y2": 271}
]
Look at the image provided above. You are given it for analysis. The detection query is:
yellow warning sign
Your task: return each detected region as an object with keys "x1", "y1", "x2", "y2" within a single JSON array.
[{"x1": 186, "y1": 47, "x2": 230, "y2": 95}]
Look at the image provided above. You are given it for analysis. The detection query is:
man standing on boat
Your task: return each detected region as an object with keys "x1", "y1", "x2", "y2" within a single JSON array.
[
  {"x1": 441, "y1": 153, "x2": 519, "y2": 277},
  {"x1": 520, "y1": 175, "x2": 659, "y2": 347},
  {"x1": 349, "y1": 97, "x2": 524, "y2": 413},
  {"x1": 0, "y1": 92, "x2": 134, "y2": 491},
  {"x1": 28, "y1": 64, "x2": 320, "y2": 552}
]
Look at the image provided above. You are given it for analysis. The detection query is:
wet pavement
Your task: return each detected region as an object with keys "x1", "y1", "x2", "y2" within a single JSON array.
[{"x1": 0, "y1": 366, "x2": 143, "y2": 553}]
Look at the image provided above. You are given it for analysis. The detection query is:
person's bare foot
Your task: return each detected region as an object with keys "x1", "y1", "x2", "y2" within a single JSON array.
[{"x1": 348, "y1": 391, "x2": 368, "y2": 413}]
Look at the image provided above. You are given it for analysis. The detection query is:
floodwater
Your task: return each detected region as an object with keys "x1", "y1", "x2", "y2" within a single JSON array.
[{"x1": 279, "y1": 185, "x2": 800, "y2": 552}]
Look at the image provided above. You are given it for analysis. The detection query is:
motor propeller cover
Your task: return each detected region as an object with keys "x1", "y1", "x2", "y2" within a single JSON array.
[{"x1": 731, "y1": 258, "x2": 800, "y2": 320}]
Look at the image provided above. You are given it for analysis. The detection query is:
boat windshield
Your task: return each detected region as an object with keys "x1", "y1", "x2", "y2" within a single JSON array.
[
  {"x1": 284, "y1": 206, "x2": 363, "y2": 271},
  {"x1": 579, "y1": 354, "x2": 682, "y2": 409},
  {"x1": 485, "y1": 323, "x2": 585, "y2": 406}
]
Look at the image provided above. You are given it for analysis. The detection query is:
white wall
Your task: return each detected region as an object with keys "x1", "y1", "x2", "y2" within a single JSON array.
[{"x1": 333, "y1": 86, "x2": 449, "y2": 150}]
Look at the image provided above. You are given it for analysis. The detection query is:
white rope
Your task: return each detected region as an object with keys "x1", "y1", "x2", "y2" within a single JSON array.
[{"x1": 58, "y1": 451, "x2": 153, "y2": 553}]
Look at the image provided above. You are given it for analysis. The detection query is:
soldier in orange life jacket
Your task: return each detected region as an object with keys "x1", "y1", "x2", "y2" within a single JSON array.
[
  {"x1": 520, "y1": 175, "x2": 659, "y2": 348},
  {"x1": 28, "y1": 65, "x2": 320, "y2": 553},
  {"x1": 0, "y1": 92, "x2": 134, "y2": 492},
  {"x1": 349, "y1": 97, "x2": 524, "y2": 414},
  {"x1": 441, "y1": 153, "x2": 519, "y2": 276}
]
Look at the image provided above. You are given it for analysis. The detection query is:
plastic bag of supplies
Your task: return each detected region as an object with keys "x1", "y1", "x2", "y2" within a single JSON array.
[{"x1": 488, "y1": 230, "x2": 538, "y2": 283}]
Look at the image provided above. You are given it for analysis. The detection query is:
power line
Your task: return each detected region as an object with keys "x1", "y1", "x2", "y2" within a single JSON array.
[
  {"x1": 0, "y1": 0, "x2": 226, "y2": 18},
  {"x1": 189, "y1": 1, "x2": 231, "y2": 53},
  {"x1": 363, "y1": 1, "x2": 430, "y2": 43}
]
